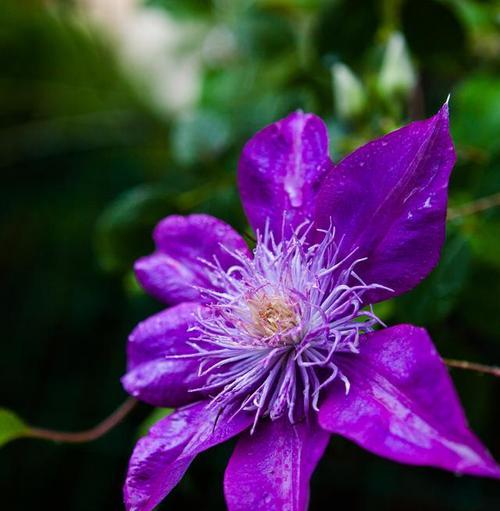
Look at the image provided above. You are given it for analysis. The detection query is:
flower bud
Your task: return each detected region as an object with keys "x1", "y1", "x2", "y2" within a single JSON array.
[
  {"x1": 378, "y1": 32, "x2": 416, "y2": 99},
  {"x1": 331, "y1": 62, "x2": 366, "y2": 120}
]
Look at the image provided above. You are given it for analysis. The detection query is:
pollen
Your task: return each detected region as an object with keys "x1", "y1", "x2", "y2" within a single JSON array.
[{"x1": 247, "y1": 293, "x2": 298, "y2": 343}]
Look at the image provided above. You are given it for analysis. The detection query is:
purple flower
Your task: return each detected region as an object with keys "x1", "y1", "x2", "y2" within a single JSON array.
[{"x1": 122, "y1": 105, "x2": 499, "y2": 511}]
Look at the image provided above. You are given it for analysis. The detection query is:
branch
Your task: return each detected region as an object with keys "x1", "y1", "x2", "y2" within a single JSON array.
[
  {"x1": 27, "y1": 397, "x2": 138, "y2": 443},
  {"x1": 443, "y1": 358, "x2": 500, "y2": 377},
  {"x1": 447, "y1": 192, "x2": 500, "y2": 221}
]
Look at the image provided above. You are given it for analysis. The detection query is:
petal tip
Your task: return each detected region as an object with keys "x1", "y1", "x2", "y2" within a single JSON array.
[
  {"x1": 120, "y1": 372, "x2": 135, "y2": 396},
  {"x1": 437, "y1": 99, "x2": 450, "y2": 121},
  {"x1": 133, "y1": 255, "x2": 150, "y2": 277}
]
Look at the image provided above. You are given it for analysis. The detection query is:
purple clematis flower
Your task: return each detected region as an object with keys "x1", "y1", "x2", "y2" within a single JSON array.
[{"x1": 122, "y1": 104, "x2": 499, "y2": 511}]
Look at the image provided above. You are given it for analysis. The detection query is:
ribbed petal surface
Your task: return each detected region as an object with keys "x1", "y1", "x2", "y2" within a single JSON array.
[
  {"x1": 319, "y1": 325, "x2": 500, "y2": 478},
  {"x1": 135, "y1": 214, "x2": 250, "y2": 304},
  {"x1": 315, "y1": 104, "x2": 455, "y2": 302},
  {"x1": 224, "y1": 416, "x2": 329, "y2": 511},
  {"x1": 238, "y1": 111, "x2": 331, "y2": 241},
  {"x1": 121, "y1": 303, "x2": 204, "y2": 407},
  {"x1": 125, "y1": 403, "x2": 253, "y2": 511}
]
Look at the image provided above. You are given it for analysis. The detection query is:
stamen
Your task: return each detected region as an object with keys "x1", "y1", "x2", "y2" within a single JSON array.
[{"x1": 185, "y1": 220, "x2": 390, "y2": 428}]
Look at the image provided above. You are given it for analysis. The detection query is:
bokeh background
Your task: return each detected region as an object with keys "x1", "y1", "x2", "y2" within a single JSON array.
[{"x1": 1, "y1": 0, "x2": 499, "y2": 510}]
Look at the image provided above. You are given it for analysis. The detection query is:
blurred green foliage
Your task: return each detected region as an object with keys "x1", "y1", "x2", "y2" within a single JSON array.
[
  {"x1": 0, "y1": 409, "x2": 28, "y2": 448},
  {"x1": 0, "y1": 0, "x2": 499, "y2": 510}
]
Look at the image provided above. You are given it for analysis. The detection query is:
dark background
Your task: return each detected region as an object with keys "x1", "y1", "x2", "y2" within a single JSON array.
[{"x1": 1, "y1": 0, "x2": 499, "y2": 509}]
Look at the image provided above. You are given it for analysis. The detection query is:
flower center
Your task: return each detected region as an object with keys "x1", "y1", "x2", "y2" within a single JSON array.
[
  {"x1": 186, "y1": 221, "x2": 390, "y2": 431},
  {"x1": 246, "y1": 292, "x2": 299, "y2": 345}
]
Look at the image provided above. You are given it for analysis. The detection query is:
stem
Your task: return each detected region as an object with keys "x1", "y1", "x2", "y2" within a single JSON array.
[
  {"x1": 27, "y1": 397, "x2": 138, "y2": 443},
  {"x1": 447, "y1": 192, "x2": 500, "y2": 221},
  {"x1": 443, "y1": 359, "x2": 500, "y2": 377},
  {"x1": 19, "y1": 357, "x2": 500, "y2": 445}
]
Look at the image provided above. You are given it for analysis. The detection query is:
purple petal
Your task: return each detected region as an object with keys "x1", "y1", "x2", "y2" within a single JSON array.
[
  {"x1": 124, "y1": 402, "x2": 253, "y2": 511},
  {"x1": 319, "y1": 324, "x2": 500, "y2": 478},
  {"x1": 121, "y1": 303, "x2": 204, "y2": 407},
  {"x1": 238, "y1": 111, "x2": 331, "y2": 240},
  {"x1": 135, "y1": 214, "x2": 250, "y2": 305},
  {"x1": 315, "y1": 104, "x2": 455, "y2": 302},
  {"x1": 224, "y1": 416, "x2": 329, "y2": 511}
]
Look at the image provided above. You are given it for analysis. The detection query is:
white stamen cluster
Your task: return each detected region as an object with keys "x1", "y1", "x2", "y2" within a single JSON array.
[{"x1": 180, "y1": 222, "x2": 389, "y2": 431}]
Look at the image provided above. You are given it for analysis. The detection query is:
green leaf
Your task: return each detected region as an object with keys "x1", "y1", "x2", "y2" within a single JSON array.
[
  {"x1": 137, "y1": 408, "x2": 173, "y2": 438},
  {"x1": 0, "y1": 408, "x2": 29, "y2": 447},
  {"x1": 453, "y1": 75, "x2": 500, "y2": 154},
  {"x1": 460, "y1": 262, "x2": 500, "y2": 340},
  {"x1": 235, "y1": 10, "x2": 294, "y2": 60},
  {"x1": 313, "y1": 0, "x2": 379, "y2": 65},
  {"x1": 392, "y1": 231, "x2": 471, "y2": 325},
  {"x1": 172, "y1": 109, "x2": 231, "y2": 166},
  {"x1": 95, "y1": 185, "x2": 178, "y2": 273},
  {"x1": 372, "y1": 299, "x2": 395, "y2": 323},
  {"x1": 145, "y1": 0, "x2": 211, "y2": 18},
  {"x1": 468, "y1": 216, "x2": 500, "y2": 270},
  {"x1": 402, "y1": 0, "x2": 466, "y2": 74}
]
